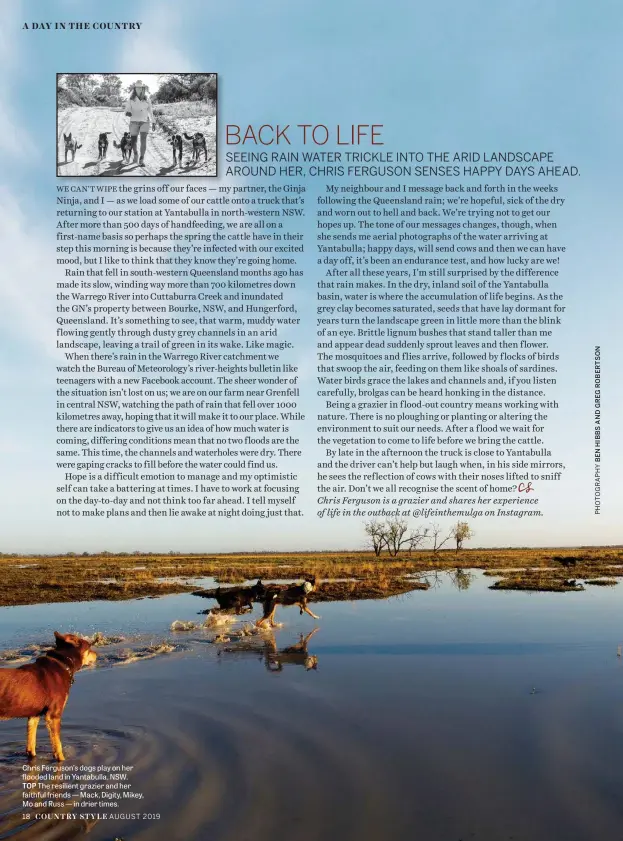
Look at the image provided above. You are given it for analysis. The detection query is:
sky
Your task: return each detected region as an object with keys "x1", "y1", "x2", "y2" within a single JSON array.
[{"x1": 0, "y1": 0, "x2": 622, "y2": 553}]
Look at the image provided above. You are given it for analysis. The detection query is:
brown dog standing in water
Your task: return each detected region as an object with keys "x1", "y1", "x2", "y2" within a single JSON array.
[{"x1": 0, "y1": 632, "x2": 97, "y2": 761}]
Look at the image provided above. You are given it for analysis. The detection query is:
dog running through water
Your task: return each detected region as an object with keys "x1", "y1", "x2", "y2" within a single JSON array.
[
  {"x1": 0, "y1": 632, "x2": 97, "y2": 761},
  {"x1": 194, "y1": 580, "x2": 267, "y2": 615},
  {"x1": 256, "y1": 576, "x2": 320, "y2": 628}
]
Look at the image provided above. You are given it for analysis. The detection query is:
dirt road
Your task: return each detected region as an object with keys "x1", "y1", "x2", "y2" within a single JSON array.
[{"x1": 57, "y1": 106, "x2": 216, "y2": 177}]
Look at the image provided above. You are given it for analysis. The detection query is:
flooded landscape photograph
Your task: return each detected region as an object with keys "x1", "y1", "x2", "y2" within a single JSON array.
[
  {"x1": 3, "y1": 0, "x2": 623, "y2": 839},
  {"x1": 1, "y1": 545, "x2": 622, "y2": 840}
]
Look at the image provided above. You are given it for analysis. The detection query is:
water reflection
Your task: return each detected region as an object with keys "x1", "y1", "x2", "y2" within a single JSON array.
[
  {"x1": 1, "y1": 572, "x2": 623, "y2": 841},
  {"x1": 449, "y1": 568, "x2": 475, "y2": 590},
  {"x1": 218, "y1": 628, "x2": 320, "y2": 672}
]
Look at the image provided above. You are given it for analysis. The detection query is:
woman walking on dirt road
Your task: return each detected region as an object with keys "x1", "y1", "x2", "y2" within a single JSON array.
[{"x1": 125, "y1": 80, "x2": 154, "y2": 166}]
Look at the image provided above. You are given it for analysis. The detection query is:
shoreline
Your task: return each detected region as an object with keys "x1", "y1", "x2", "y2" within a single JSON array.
[{"x1": 1, "y1": 546, "x2": 622, "y2": 607}]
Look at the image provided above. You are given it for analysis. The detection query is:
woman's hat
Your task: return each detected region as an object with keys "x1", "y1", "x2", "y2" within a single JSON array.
[{"x1": 132, "y1": 79, "x2": 148, "y2": 89}]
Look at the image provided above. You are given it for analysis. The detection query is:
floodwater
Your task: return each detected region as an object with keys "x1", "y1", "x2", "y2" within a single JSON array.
[{"x1": 0, "y1": 572, "x2": 622, "y2": 841}]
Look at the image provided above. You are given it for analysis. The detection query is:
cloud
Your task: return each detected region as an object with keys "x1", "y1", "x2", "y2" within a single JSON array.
[
  {"x1": 0, "y1": 187, "x2": 61, "y2": 360},
  {"x1": 0, "y1": 1, "x2": 36, "y2": 158},
  {"x1": 117, "y1": 1, "x2": 194, "y2": 71},
  {"x1": 0, "y1": 432, "x2": 27, "y2": 456}
]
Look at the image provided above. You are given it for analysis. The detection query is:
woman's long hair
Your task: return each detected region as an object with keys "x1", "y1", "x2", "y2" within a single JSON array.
[{"x1": 130, "y1": 88, "x2": 148, "y2": 101}]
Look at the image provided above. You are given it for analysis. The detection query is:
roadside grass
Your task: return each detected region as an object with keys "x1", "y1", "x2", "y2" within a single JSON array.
[
  {"x1": 153, "y1": 100, "x2": 216, "y2": 120},
  {"x1": 152, "y1": 100, "x2": 216, "y2": 145}
]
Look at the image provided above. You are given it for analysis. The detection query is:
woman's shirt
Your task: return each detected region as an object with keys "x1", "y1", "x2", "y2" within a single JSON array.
[{"x1": 125, "y1": 96, "x2": 154, "y2": 123}]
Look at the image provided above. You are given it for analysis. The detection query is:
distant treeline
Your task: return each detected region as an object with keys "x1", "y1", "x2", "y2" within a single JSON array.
[
  {"x1": 154, "y1": 73, "x2": 216, "y2": 104},
  {"x1": 57, "y1": 73, "x2": 217, "y2": 109}
]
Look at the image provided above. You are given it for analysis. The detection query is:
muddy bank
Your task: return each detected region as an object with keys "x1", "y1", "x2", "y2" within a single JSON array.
[
  {"x1": 490, "y1": 576, "x2": 585, "y2": 592},
  {"x1": 193, "y1": 578, "x2": 429, "y2": 606}
]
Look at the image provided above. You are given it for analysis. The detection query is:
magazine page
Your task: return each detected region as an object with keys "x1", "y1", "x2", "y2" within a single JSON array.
[{"x1": 1, "y1": 1, "x2": 621, "y2": 839}]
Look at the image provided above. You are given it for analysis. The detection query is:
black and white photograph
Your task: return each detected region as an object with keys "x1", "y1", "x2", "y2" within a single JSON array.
[{"x1": 56, "y1": 73, "x2": 217, "y2": 177}]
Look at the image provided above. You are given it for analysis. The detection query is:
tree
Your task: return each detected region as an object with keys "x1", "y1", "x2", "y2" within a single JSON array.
[
  {"x1": 429, "y1": 523, "x2": 452, "y2": 554},
  {"x1": 451, "y1": 522, "x2": 474, "y2": 552},
  {"x1": 152, "y1": 73, "x2": 217, "y2": 104},
  {"x1": 364, "y1": 518, "x2": 428, "y2": 557},
  {"x1": 403, "y1": 525, "x2": 430, "y2": 553},
  {"x1": 364, "y1": 520, "x2": 387, "y2": 556},
  {"x1": 152, "y1": 77, "x2": 189, "y2": 103},
  {"x1": 92, "y1": 75, "x2": 122, "y2": 105},
  {"x1": 198, "y1": 77, "x2": 217, "y2": 100},
  {"x1": 64, "y1": 73, "x2": 98, "y2": 99},
  {"x1": 383, "y1": 518, "x2": 410, "y2": 556}
]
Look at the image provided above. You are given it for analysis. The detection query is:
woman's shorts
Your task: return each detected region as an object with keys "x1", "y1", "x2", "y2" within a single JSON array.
[{"x1": 129, "y1": 121, "x2": 150, "y2": 135}]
